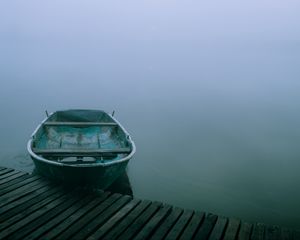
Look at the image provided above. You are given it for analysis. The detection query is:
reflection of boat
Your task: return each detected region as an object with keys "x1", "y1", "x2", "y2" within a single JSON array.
[{"x1": 27, "y1": 109, "x2": 136, "y2": 189}]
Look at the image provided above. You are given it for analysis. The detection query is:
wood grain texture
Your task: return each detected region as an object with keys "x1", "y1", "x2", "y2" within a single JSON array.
[{"x1": 0, "y1": 166, "x2": 298, "y2": 240}]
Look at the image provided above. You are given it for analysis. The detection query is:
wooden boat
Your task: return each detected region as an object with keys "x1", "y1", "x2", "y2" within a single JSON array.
[{"x1": 27, "y1": 109, "x2": 136, "y2": 189}]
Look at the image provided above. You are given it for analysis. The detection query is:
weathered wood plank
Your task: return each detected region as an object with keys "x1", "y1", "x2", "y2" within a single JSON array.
[
  {"x1": 0, "y1": 177, "x2": 48, "y2": 208},
  {"x1": 23, "y1": 194, "x2": 95, "y2": 240},
  {"x1": 0, "y1": 175, "x2": 41, "y2": 194},
  {"x1": 117, "y1": 201, "x2": 162, "y2": 240},
  {"x1": 43, "y1": 121, "x2": 118, "y2": 126},
  {"x1": 134, "y1": 205, "x2": 172, "y2": 240},
  {"x1": 0, "y1": 170, "x2": 21, "y2": 181},
  {"x1": 0, "y1": 172, "x2": 30, "y2": 188},
  {"x1": 9, "y1": 198, "x2": 82, "y2": 239},
  {"x1": 87, "y1": 198, "x2": 141, "y2": 240},
  {"x1": 208, "y1": 216, "x2": 228, "y2": 240},
  {"x1": 0, "y1": 184, "x2": 56, "y2": 218},
  {"x1": 7, "y1": 190, "x2": 83, "y2": 239},
  {"x1": 223, "y1": 218, "x2": 241, "y2": 240},
  {"x1": 238, "y1": 222, "x2": 253, "y2": 240},
  {"x1": 179, "y1": 211, "x2": 205, "y2": 240},
  {"x1": 33, "y1": 148, "x2": 131, "y2": 157},
  {"x1": 0, "y1": 175, "x2": 42, "y2": 196},
  {"x1": 150, "y1": 207, "x2": 183, "y2": 240},
  {"x1": 0, "y1": 186, "x2": 65, "y2": 230},
  {"x1": 75, "y1": 195, "x2": 132, "y2": 239},
  {"x1": 102, "y1": 200, "x2": 152, "y2": 240},
  {"x1": 0, "y1": 184, "x2": 62, "y2": 223},
  {"x1": 251, "y1": 223, "x2": 265, "y2": 240},
  {"x1": 57, "y1": 193, "x2": 123, "y2": 239},
  {"x1": 194, "y1": 213, "x2": 218, "y2": 240},
  {"x1": 0, "y1": 189, "x2": 80, "y2": 239},
  {"x1": 42, "y1": 191, "x2": 111, "y2": 239},
  {"x1": 164, "y1": 209, "x2": 194, "y2": 240},
  {"x1": 0, "y1": 175, "x2": 41, "y2": 195},
  {"x1": 0, "y1": 167, "x2": 297, "y2": 240},
  {"x1": 0, "y1": 168, "x2": 14, "y2": 177}
]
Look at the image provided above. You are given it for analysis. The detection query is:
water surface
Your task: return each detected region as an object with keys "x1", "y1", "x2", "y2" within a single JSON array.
[{"x1": 1, "y1": 0, "x2": 300, "y2": 229}]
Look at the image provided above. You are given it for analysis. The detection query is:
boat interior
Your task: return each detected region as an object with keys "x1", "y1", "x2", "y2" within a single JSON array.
[{"x1": 31, "y1": 110, "x2": 132, "y2": 164}]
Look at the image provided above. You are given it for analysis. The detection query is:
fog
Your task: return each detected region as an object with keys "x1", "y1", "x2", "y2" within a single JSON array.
[{"x1": 1, "y1": 0, "x2": 300, "y2": 228}]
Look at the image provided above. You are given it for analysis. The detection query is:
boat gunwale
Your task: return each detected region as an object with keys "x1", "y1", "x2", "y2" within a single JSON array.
[{"x1": 27, "y1": 109, "x2": 136, "y2": 168}]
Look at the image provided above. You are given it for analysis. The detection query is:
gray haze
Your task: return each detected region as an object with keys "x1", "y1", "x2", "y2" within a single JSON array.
[{"x1": 1, "y1": 0, "x2": 300, "y2": 228}]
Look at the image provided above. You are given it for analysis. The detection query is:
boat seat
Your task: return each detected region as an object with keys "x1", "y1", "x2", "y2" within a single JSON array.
[
  {"x1": 32, "y1": 148, "x2": 131, "y2": 157},
  {"x1": 43, "y1": 122, "x2": 118, "y2": 127}
]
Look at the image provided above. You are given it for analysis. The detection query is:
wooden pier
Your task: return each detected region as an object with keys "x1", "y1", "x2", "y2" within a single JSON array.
[{"x1": 0, "y1": 166, "x2": 299, "y2": 240}]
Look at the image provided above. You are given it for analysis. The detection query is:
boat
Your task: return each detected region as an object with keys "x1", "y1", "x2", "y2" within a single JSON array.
[{"x1": 27, "y1": 109, "x2": 136, "y2": 189}]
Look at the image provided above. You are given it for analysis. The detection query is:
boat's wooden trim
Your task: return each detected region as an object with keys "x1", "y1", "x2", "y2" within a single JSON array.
[
  {"x1": 32, "y1": 148, "x2": 131, "y2": 157},
  {"x1": 43, "y1": 122, "x2": 118, "y2": 127}
]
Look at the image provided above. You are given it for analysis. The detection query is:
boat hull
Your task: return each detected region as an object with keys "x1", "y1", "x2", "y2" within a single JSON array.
[
  {"x1": 31, "y1": 156, "x2": 129, "y2": 189},
  {"x1": 28, "y1": 109, "x2": 136, "y2": 189}
]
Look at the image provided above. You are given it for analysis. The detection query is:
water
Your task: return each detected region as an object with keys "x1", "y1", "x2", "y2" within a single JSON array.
[{"x1": 1, "y1": 0, "x2": 300, "y2": 229}]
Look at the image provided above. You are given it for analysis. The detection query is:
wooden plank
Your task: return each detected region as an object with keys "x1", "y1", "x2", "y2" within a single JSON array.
[
  {"x1": 238, "y1": 222, "x2": 253, "y2": 240},
  {"x1": 0, "y1": 172, "x2": 29, "y2": 188},
  {"x1": 0, "y1": 186, "x2": 65, "y2": 230},
  {"x1": 42, "y1": 191, "x2": 111, "y2": 239},
  {"x1": 0, "y1": 166, "x2": 298, "y2": 240},
  {"x1": 251, "y1": 223, "x2": 265, "y2": 240},
  {"x1": 208, "y1": 216, "x2": 228, "y2": 240},
  {"x1": 193, "y1": 213, "x2": 218, "y2": 240},
  {"x1": 33, "y1": 148, "x2": 131, "y2": 157},
  {"x1": 23, "y1": 194, "x2": 96, "y2": 240},
  {"x1": 134, "y1": 205, "x2": 172, "y2": 240},
  {"x1": 265, "y1": 225, "x2": 281, "y2": 240},
  {"x1": 87, "y1": 198, "x2": 141, "y2": 240},
  {"x1": 102, "y1": 200, "x2": 152, "y2": 240},
  {"x1": 57, "y1": 193, "x2": 123, "y2": 239},
  {"x1": 179, "y1": 211, "x2": 205, "y2": 240},
  {"x1": 117, "y1": 201, "x2": 162, "y2": 240},
  {"x1": 5, "y1": 189, "x2": 83, "y2": 239},
  {"x1": 0, "y1": 175, "x2": 43, "y2": 199},
  {"x1": 164, "y1": 209, "x2": 194, "y2": 240},
  {"x1": 0, "y1": 175, "x2": 41, "y2": 194},
  {"x1": 0, "y1": 175, "x2": 43, "y2": 196},
  {"x1": 43, "y1": 121, "x2": 118, "y2": 126},
  {"x1": 0, "y1": 170, "x2": 21, "y2": 180},
  {"x1": 223, "y1": 218, "x2": 241, "y2": 240},
  {"x1": 150, "y1": 207, "x2": 183, "y2": 240},
  {"x1": 0, "y1": 189, "x2": 80, "y2": 239},
  {"x1": 0, "y1": 168, "x2": 14, "y2": 176},
  {"x1": 0, "y1": 177, "x2": 47, "y2": 208},
  {"x1": 0, "y1": 184, "x2": 53, "y2": 217},
  {"x1": 74, "y1": 195, "x2": 132, "y2": 239},
  {"x1": 0, "y1": 184, "x2": 57, "y2": 218}
]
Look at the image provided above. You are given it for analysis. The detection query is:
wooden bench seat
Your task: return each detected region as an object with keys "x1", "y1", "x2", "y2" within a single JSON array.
[
  {"x1": 33, "y1": 148, "x2": 131, "y2": 157},
  {"x1": 43, "y1": 122, "x2": 118, "y2": 127}
]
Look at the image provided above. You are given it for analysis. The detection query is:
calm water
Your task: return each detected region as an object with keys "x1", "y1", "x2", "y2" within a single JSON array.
[{"x1": 1, "y1": 0, "x2": 300, "y2": 229}]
